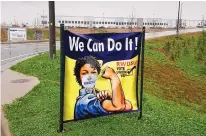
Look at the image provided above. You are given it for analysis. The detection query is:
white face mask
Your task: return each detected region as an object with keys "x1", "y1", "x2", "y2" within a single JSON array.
[{"x1": 82, "y1": 74, "x2": 98, "y2": 89}]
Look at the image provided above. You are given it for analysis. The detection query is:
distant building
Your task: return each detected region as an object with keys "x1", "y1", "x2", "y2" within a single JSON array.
[
  {"x1": 55, "y1": 15, "x2": 143, "y2": 28},
  {"x1": 54, "y1": 15, "x2": 200, "y2": 29}
]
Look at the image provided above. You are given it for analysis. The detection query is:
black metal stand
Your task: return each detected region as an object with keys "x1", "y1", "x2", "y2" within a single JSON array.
[
  {"x1": 136, "y1": 33, "x2": 142, "y2": 108},
  {"x1": 138, "y1": 27, "x2": 145, "y2": 120},
  {"x1": 58, "y1": 24, "x2": 65, "y2": 132}
]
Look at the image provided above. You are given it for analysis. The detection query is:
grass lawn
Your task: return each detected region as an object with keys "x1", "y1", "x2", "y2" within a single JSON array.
[
  {"x1": 145, "y1": 32, "x2": 206, "y2": 113},
  {"x1": 3, "y1": 32, "x2": 206, "y2": 136}
]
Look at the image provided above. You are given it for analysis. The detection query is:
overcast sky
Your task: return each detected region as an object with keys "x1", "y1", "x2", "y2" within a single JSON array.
[{"x1": 1, "y1": 1, "x2": 206, "y2": 25}]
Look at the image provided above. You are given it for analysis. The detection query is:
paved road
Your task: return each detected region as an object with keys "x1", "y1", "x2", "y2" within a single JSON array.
[
  {"x1": 1, "y1": 28, "x2": 203, "y2": 66},
  {"x1": 1, "y1": 41, "x2": 60, "y2": 65},
  {"x1": 145, "y1": 28, "x2": 203, "y2": 39}
]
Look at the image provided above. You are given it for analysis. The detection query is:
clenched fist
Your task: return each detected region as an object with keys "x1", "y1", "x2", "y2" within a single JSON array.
[
  {"x1": 101, "y1": 67, "x2": 117, "y2": 79},
  {"x1": 97, "y1": 90, "x2": 112, "y2": 101}
]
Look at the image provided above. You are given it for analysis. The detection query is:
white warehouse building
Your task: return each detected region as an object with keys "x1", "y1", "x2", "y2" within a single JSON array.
[
  {"x1": 55, "y1": 15, "x2": 144, "y2": 28},
  {"x1": 55, "y1": 15, "x2": 196, "y2": 29}
]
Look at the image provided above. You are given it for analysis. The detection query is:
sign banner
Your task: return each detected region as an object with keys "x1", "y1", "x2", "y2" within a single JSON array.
[
  {"x1": 62, "y1": 31, "x2": 143, "y2": 121},
  {"x1": 8, "y1": 28, "x2": 27, "y2": 41}
]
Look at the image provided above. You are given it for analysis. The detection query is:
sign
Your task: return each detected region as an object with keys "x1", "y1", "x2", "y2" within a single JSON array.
[
  {"x1": 58, "y1": 24, "x2": 145, "y2": 132},
  {"x1": 41, "y1": 21, "x2": 47, "y2": 24},
  {"x1": 41, "y1": 15, "x2": 47, "y2": 18},
  {"x1": 8, "y1": 28, "x2": 27, "y2": 41}
]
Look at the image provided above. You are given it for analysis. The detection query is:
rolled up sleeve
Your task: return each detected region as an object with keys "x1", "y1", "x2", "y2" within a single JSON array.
[{"x1": 74, "y1": 93, "x2": 108, "y2": 120}]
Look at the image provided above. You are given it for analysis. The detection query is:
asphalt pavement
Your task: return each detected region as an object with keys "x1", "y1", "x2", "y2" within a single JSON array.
[{"x1": 1, "y1": 41, "x2": 60, "y2": 65}]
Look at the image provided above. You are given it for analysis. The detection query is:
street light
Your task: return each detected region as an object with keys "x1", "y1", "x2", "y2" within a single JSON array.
[
  {"x1": 177, "y1": 1, "x2": 181, "y2": 35},
  {"x1": 37, "y1": 13, "x2": 39, "y2": 27},
  {"x1": 103, "y1": 13, "x2": 105, "y2": 27},
  {"x1": 153, "y1": 14, "x2": 155, "y2": 28},
  {"x1": 14, "y1": 16, "x2": 16, "y2": 25},
  {"x1": 180, "y1": 2, "x2": 183, "y2": 28},
  {"x1": 203, "y1": 14, "x2": 205, "y2": 31},
  {"x1": 42, "y1": 10, "x2": 44, "y2": 27}
]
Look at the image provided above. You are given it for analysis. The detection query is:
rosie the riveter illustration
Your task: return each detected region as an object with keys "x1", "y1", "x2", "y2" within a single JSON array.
[{"x1": 74, "y1": 56, "x2": 132, "y2": 120}]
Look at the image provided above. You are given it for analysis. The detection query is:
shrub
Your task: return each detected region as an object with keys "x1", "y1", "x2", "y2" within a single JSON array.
[
  {"x1": 163, "y1": 41, "x2": 171, "y2": 52},
  {"x1": 194, "y1": 31, "x2": 206, "y2": 61},
  {"x1": 183, "y1": 46, "x2": 189, "y2": 56}
]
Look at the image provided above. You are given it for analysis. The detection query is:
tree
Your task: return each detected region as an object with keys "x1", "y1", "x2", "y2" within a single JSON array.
[
  {"x1": 128, "y1": 7, "x2": 136, "y2": 32},
  {"x1": 1, "y1": 22, "x2": 7, "y2": 27}
]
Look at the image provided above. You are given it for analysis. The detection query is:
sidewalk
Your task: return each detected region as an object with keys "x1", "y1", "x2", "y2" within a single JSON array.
[
  {"x1": 1, "y1": 69, "x2": 40, "y2": 104},
  {"x1": 1, "y1": 69, "x2": 40, "y2": 136},
  {"x1": 1, "y1": 110, "x2": 13, "y2": 136}
]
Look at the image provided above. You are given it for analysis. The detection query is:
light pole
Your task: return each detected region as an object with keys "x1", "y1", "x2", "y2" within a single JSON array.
[
  {"x1": 180, "y1": 2, "x2": 183, "y2": 28},
  {"x1": 42, "y1": 10, "x2": 44, "y2": 27},
  {"x1": 103, "y1": 13, "x2": 105, "y2": 27},
  {"x1": 49, "y1": 1, "x2": 56, "y2": 59},
  {"x1": 203, "y1": 14, "x2": 205, "y2": 31},
  {"x1": 153, "y1": 14, "x2": 155, "y2": 28},
  {"x1": 37, "y1": 13, "x2": 39, "y2": 27},
  {"x1": 177, "y1": 1, "x2": 181, "y2": 35},
  {"x1": 14, "y1": 16, "x2": 16, "y2": 25}
]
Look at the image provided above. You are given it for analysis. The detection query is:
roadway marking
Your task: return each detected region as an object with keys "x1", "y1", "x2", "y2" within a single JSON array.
[
  {"x1": 1, "y1": 48, "x2": 12, "y2": 50},
  {"x1": 1, "y1": 51, "x2": 47, "y2": 63}
]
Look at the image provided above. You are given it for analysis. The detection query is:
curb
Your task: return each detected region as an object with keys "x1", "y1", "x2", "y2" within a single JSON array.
[{"x1": 1, "y1": 40, "x2": 60, "y2": 44}]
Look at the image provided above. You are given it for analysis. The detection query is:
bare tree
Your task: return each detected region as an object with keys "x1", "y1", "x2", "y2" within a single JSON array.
[
  {"x1": 128, "y1": 7, "x2": 136, "y2": 32},
  {"x1": 1, "y1": 22, "x2": 7, "y2": 27}
]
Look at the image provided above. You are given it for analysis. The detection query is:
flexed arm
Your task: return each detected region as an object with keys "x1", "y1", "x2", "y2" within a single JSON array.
[{"x1": 100, "y1": 67, "x2": 132, "y2": 112}]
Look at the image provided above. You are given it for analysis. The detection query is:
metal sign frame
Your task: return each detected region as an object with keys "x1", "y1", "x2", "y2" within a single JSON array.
[{"x1": 58, "y1": 24, "x2": 145, "y2": 132}]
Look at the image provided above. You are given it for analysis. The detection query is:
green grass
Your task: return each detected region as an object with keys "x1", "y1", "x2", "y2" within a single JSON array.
[
  {"x1": 4, "y1": 32, "x2": 206, "y2": 136},
  {"x1": 146, "y1": 31, "x2": 206, "y2": 81},
  {"x1": 97, "y1": 28, "x2": 108, "y2": 33},
  {"x1": 43, "y1": 30, "x2": 49, "y2": 40},
  {"x1": 144, "y1": 32, "x2": 206, "y2": 112},
  {"x1": 26, "y1": 29, "x2": 60, "y2": 41},
  {"x1": 177, "y1": 54, "x2": 206, "y2": 78},
  {"x1": 4, "y1": 81, "x2": 206, "y2": 136},
  {"x1": 11, "y1": 53, "x2": 60, "y2": 81},
  {"x1": 145, "y1": 43, "x2": 172, "y2": 64},
  {"x1": 27, "y1": 29, "x2": 36, "y2": 40}
]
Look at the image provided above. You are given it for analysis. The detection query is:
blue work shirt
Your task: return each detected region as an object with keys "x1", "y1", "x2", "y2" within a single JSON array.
[{"x1": 74, "y1": 88, "x2": 108, "y2": 120}]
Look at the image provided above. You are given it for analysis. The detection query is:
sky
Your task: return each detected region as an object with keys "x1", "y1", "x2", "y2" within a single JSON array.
[{"x1": 1, "y1": 1, "x2": 206, "y2": 25}]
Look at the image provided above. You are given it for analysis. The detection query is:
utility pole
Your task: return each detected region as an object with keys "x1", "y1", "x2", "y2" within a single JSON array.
[
  {"x1": 203, "y1": 14, "x2": 205, "y2": 31},
  {"x1": 103, "y1": 13, "x2": 104, "y2": 27},
  {"x1": 37, "y1": 13, "x2": 39, "y2": 27},
  {"x1": 14, "y1": 16, "x2": 16, "y2": 26},
  {"x1": 153, "y1": 14, "x2": 154, "y2": 28},
  {"x1": 49, "y1": 1, "x2": 56, "y2": 59},
  {"x1": 180, "y1": 3, "x2": 183, "y2": 28},
  {"x1": 42, "y1": 10, "x2": 44, "y2": 27},
  {"x1": 177, "y1": 1, "x2": 181, "y2": 35}
]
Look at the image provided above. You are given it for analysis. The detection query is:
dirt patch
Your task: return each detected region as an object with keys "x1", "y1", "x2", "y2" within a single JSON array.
[
  {"x1": 144, "y1": 58, "x2": 206, "y2": 105},
  {"x1": 1, "y1": 27, "x2": 8, "y2": 42},
  {"x1": 152, "y1": 47, "x2": 169, "y2": 55},
  {"x1": 64, "y1": 27, "x2": 143, "y2": 34},
  {"x1": 200, "y1": 60, "x2": 206, "y2": 64}
]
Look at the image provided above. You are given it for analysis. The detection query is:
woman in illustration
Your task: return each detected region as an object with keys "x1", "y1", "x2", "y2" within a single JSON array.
[{"x1": 74, "y1": 56, "x2": 132, "y2": 120}]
